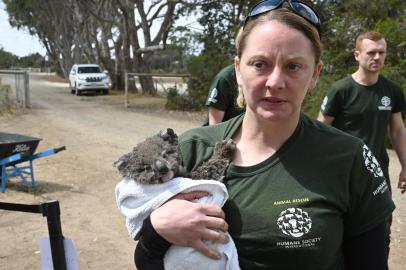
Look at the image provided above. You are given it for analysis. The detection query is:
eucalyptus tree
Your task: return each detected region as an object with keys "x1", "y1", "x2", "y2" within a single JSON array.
[
  {"x1": 5, "y1": 0, "x2": 183, "y2": 94},
  {"x1": 176, "y1": 0, "x2": 256, "y2": 105},
  {"x1": 4, "y1": 0, "x2": 76, "y2": 77}
]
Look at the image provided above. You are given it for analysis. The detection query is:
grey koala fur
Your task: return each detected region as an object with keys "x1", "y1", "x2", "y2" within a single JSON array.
[{"x1": 114, "y1": 128, "x2": 235, "y2": 183}]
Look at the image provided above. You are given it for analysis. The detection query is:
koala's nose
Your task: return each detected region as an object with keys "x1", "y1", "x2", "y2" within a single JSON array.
[{"x1": 154, "y1": 160, "x2": 169, "y2": 175}]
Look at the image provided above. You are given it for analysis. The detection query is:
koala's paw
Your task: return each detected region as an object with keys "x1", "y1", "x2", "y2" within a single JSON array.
[{"x1": 214, "y1": 139, "x2": 236, "y2": 159}]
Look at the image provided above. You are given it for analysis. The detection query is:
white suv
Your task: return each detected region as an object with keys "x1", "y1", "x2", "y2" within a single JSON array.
[{"x1": 69, "y1": 64, "x2": 110, "y2": 95}]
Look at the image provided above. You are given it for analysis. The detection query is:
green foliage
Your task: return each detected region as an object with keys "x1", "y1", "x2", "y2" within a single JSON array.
[
  {"x1": 181, "y1": 0, "x2": 406, "y2": 119},
  {"x1": 165, "y1": 87, "x2": 202, "y2": 111},
  {"x1": 171, "y1": 0, "x2": 256, "y2": 111},
  {"x1": 0, "y1": 48, "x2": 48, "y2": 69},
  {"x1": 0, "y1": 82, "x2": 12, "y2": 113},
  {"x1": 149, "y1": 44, "x2": 189, "y2": 73},
  {"x1": 19, "y1": 53, "x2": 47, "y2": 68},
  {"x1": 0, "y1": 48, "x2": 18, "y2": 68},
  {"x1": 302, "y1": 74, "x2": 338, "y2": 118},
  {"x1": 186, "y1": 53, "x2": 231, "y2": 107}
]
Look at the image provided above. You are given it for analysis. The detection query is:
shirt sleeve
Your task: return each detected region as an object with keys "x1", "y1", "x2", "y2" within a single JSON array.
[
  {"x1": 391, "y1": 85, "x2": 406, "y2": 113},
  {"x1": 320, "y1": 85, "x2": 342, "y2": 117},
  {"x1": 344, "y1": 222, "x2": 389, "y2": 269},
  {"x1": 134, "y1": 215, "x2": 171, "y2": 270},
  {"x1": 344, "y1": 143, "x2": 395, "y2": 237},
  {"x1": 205, "y1": 75, "x2": 233, "y2": 110}
]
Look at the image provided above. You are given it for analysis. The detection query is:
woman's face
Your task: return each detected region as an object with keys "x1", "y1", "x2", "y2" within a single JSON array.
[{"x1": 235, "y1": 20, "x2": 322, "y2": 123}]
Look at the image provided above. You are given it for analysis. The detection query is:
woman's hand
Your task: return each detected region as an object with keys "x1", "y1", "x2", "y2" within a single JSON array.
[{"x1": 150, "y1": 193, "x2": 229, "y2": 260}]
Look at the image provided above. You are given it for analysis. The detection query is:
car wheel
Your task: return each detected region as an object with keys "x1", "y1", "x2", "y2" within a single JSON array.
[
  {"x1": 103, "y1": 89, "x2": 109, "y2": 95},
  {"x1": 75, "y1": 84, "x2": 81, "y2": 96},
  {"x1": 69, "y1": 82, "x2": 75, "y2": 94}
]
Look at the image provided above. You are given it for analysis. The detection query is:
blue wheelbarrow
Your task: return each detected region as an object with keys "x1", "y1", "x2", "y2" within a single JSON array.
[{"x1": 0, "y1": 132, "x2": 66, "y2": 193}]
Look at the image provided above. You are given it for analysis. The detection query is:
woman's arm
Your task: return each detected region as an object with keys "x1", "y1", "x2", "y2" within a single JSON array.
[
  {"x1": 134, "y1": 216, "x2": 170, "y2": 270},
  {"x1": 134, "y1": 195, "x2": 229, "y2": 268},
  {"x1": 344, "y1": 222, "x2": 389, "y2": 270},
  {"x1": 150, "y1": 198, "x2": 229, "y2": 259}
]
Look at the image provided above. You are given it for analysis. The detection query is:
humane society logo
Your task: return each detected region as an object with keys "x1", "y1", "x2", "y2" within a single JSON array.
[
  {"x1": 277, "y1": 208, "x2": 312, "y2": 238},
  {"x1": 276, "y1": 208, "x2": 322, "y2": 249},
  {"x1": 207, "y1": 88, "x2": 218, "y2": 103},
  {"x1": 378, "y1": 96, "x2": 392, "y2": 111},
  {"x1": 320, "y1": 96, "x2": 328, "y2": 111},
  {"x1": 362, "y1": 145, "x2": 384, "y2": 178},
  {"x1": 362, "y1": 145, "x2": 389, "y2": 196}
]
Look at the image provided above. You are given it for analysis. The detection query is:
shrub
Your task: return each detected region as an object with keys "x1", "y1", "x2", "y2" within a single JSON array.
[
  {"x1": 0, "y1": 83, "x2": 11, "y2": 113},
  {"x1": 165, "y1": 87, "x2": 203, "y2": 111}
]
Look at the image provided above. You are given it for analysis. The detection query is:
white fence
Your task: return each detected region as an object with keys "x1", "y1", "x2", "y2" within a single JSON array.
[{"x1": 124, "y1": 72, "x2": 190, "y2": 108}]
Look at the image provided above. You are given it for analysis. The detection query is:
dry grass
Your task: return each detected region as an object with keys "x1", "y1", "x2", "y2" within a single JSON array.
[{"x1": 36, "y1": 73, "x2": 68, "y2": 83}]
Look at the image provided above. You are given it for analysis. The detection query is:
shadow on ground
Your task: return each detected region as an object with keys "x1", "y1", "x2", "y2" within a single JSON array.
[{"x1": 4, "y1": 180, "x2": 72, "y2": 195}]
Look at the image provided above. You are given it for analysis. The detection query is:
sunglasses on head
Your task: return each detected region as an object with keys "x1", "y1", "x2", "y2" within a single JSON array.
[{"x1": 243, "y1": 0, "x2": 321, "y2": 36}]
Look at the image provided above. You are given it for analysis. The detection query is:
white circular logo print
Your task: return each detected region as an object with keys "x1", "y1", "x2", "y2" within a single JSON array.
[
  {"x1": 362, "y1": 145, "x2": 384, "y2": 178},
  {"x1": 381, "y1": 96, "x2": 391, "y2": 107},
  {"x1": 321, "y1": 96, "x2": 328, "y2": 111},
  {"x1": 277, "y1": 208, "x2": 312, "y2": 238}
]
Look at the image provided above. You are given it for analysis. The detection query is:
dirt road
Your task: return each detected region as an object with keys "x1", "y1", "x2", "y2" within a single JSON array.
[{"x1": 0, "y1": 74, "x2": 404, "y2": 269}]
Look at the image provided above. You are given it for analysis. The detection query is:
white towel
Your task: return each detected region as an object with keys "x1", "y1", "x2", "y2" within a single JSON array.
[{"x1": 115, "y1": 177, "x2": 240, "y2": 270}]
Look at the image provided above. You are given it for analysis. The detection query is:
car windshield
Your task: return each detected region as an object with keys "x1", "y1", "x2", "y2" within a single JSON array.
[{"x1": 78, "y1": 66, "x2": 101, "y2": 74}]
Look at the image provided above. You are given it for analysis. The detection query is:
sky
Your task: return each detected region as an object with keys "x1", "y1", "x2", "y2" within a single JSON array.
[{"x1": 0, "y1": 2, "x2": 46, "y2": 57}]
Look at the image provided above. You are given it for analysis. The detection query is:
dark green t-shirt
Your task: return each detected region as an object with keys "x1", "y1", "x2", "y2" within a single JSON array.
[
  {"x1": 204, "y1": 64, "x2": 244, "y2": 125},
  {"x1": 320, "y1": 75, "x2": 406, "y2": 172},
  {"x1": 179, "y1": 113, "x2": 394, "y2": 270}
]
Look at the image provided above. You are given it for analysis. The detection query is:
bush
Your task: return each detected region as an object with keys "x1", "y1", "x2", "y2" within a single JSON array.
[
  {"x1": 165, "y1": 87, "x2": 203, "y2": 111},
  {"x1": 302, "y1": 74, "x2": 339, "y2": 118},
  {"x1": 0, "y1": 83, "x2": 12, "y2": 113}
]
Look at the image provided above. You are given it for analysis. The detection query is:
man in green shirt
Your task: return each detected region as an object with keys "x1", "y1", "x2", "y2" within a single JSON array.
[
  {"x1": 318, "y1": 31, "x2": 406, "y2": 194},
  {"x1": 205, "y1": 64, "x2": 244, "y2": 125}
]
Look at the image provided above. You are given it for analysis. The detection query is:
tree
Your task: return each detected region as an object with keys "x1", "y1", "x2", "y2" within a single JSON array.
[
  {"x1": 0, "y1": 48, "x2": 18, "y2": 69},
  {"x1": 179, "y1": 0, "x2": 256, "y2": 105},
  {"x1": 303, "y1": 0, "x2": 406, "y2": 119},
  {"x1": 4, "y1": 0, "x2": 183, "y2": 94},
  {"x1": 19, "y1": 53, "x2": 45, "y2": 68}
]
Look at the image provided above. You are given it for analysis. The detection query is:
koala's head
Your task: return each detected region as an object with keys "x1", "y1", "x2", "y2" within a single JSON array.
[{"x1": 114, "y1": 128, "x2": 185, "y2": 184}]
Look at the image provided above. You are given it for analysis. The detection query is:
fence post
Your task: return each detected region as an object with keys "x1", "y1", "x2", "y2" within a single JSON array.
[
  {"x1": 24, "y1": 71, "x2": 30, "y2": 108},
  {"x1": 124, "y1": 72, "x2": 129, "y2": 108}
]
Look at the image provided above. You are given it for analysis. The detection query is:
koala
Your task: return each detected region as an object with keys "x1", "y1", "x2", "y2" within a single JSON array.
[
  {"x1": 114, "y1": 128, "x2": 236, "y2": 183},
  {"x1": 114, "y1": 128, "x2": 240, "y2": 270}
]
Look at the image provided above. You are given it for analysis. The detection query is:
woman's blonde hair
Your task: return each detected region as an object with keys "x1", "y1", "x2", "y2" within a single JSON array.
[{"x1": 235, "y1": 8, "x2": 322, "y2": 107}]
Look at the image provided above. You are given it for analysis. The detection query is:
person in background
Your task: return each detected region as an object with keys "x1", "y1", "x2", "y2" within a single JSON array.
[
  {"x1": 317, "y1": 30, "x2": 406, "y2": 262},
  {"x1": 205, "y1": 64, "x2": 245, "y2": 125},
  {"x1": 317, "y1": 31, "x2": 406, "y2": 195},
  {"x1": 129, "y1": 1, "x2": 395, "y2": 269}
]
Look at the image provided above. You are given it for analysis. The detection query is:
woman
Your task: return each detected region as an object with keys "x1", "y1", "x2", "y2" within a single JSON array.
[{"x1": 134, "y1": 1, "x2": 395, "y2": 269}]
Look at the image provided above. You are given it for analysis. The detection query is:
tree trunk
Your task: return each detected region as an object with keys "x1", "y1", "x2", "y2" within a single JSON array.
[{"x1": 135, "y1": 54, "x2": 156, "y2": 95}]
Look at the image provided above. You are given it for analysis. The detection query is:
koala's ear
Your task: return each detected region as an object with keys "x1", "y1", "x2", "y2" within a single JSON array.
[
  {"x1": 159, "y1": 128, "x2": 174, "y2": 139},
  {"x1": 159, "y1": 128, "x2": 178, "y2": 144}
]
